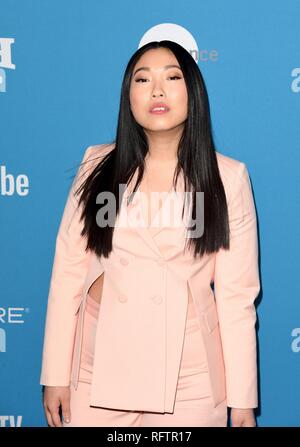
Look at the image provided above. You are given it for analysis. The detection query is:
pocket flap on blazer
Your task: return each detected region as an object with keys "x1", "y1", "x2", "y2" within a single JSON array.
[{"x1": 203, "y1": 303, "x2": 219, "y2": 333}]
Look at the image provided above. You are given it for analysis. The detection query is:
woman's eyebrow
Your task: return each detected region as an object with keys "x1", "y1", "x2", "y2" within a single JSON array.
[{"x1": 133, "y1": 65, "x2": 182, "y2": 76}]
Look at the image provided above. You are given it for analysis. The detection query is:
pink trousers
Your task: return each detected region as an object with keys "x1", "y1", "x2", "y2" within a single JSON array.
[{"x1": 63, "y1": 293, "x2": 228, "y2": 427}]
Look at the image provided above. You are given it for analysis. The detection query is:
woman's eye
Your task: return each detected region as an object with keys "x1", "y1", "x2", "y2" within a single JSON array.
[{"x1": 135, "y1": 76, "x2": 181, "y2": 83}]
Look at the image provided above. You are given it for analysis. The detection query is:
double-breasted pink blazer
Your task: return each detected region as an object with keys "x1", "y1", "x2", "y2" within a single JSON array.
[{"x1": 39, "y1": 143, "x2": 260, "y2": 413}]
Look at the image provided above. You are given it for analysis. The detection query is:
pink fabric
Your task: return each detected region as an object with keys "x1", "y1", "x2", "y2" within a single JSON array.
[{"x1": 63, "y1": 293, "x2": 228, "y2": 427}]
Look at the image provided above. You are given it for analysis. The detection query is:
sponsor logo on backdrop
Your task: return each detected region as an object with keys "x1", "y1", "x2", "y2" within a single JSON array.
[
  {"x1": 0, "y1": 166, "x2": 29, "y2": 196},
  {"x1": 0, "y1": 38, "x2": 16, "y2": 93},
  {"x1": 291, "y1": 68, "x2": 300, "y2": 93},
  {"x1": 291, "y1": 327, "x2": 300, "y2": 352},
  {"x1": 139, "y1": 23, "x2": 218, "y2": 63},
  {"x1": 0, "y1": 416, "x2": 23, "y2": 427},
  {"x1": 0, "y1": 306, "x2": 28, "y2": 353}
]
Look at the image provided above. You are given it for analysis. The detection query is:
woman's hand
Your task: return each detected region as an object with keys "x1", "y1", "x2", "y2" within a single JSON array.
[
  {"x1": 43, "y1": 386, "x2": 71, "y2": 427},
  {"x1": 230, "y1": 408, "x2": 256, "y2": 427}
]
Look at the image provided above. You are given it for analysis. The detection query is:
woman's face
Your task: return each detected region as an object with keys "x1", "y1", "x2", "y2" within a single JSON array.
[{"x1": 129, "y1": 48, "x2": 188, "y2": 133}]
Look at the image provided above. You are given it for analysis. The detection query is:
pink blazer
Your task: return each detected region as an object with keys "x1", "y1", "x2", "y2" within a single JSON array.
[{"x1": 39, "y1": 143, "x2": 260, "y2": 412}]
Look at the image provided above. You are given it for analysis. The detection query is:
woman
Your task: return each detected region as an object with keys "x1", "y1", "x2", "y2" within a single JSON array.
[{"x1": 40, "y1": 40, "x2": 260, "y2": 427}]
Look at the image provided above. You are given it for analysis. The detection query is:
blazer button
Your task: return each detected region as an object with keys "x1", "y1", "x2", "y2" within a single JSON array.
[
  {"x1": 120, "y1": 257, "x2": 129, "y2": 266},
  {"x1": 156, "y1": 258, "x2": 166, "y2": 267},
  {"x1": 118, "y1": 293, "x2": 128, "y2": 303},
  {"x1": 149, "y1": 294, "x2": 163, "y2": 305}
]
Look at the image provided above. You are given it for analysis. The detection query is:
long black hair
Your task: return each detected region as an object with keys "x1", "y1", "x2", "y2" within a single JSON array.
[{"x1": 75, "y1": 40, "x2": 229, "y2": 259}]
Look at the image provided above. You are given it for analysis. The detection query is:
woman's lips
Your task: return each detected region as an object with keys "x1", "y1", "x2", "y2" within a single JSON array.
[{"x1": 149, "y1": 108, "x2": 170, "y2": 115}]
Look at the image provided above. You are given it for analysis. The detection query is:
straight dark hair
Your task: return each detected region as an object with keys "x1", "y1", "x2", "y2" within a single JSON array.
[{"x1": 75, "y1": 40, "x2": 229, "y2": 260}]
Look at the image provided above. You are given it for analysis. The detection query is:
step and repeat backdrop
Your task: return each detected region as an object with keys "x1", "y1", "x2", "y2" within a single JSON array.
[{"x1": 0, "y1": 0, "x2": 299, "y2": 427}]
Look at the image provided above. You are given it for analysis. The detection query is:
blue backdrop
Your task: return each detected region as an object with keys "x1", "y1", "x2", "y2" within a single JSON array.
[{"x1": 0, "y1": 0, "x2": 299, "y2": 427}]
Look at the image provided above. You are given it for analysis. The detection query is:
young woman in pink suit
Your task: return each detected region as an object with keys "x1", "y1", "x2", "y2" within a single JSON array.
[{"x1": 40, "y1": 40, "x2": 260, "y2": 427}]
